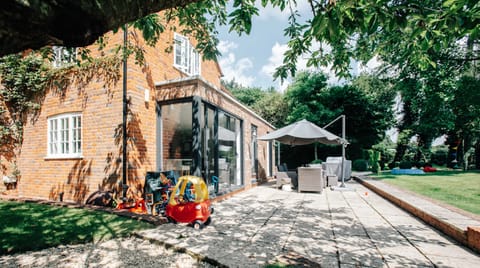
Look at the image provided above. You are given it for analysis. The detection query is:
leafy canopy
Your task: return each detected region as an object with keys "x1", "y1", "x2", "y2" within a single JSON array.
[
  {"x1": 20, "y1": 0, "x2": 475, "y2": 82},
  {"x1": 284, "y1": 71, "x2": 396, "y2": 159},
  {"x1": 170, "y1": 0, "x2": 479, "y2": 80}
]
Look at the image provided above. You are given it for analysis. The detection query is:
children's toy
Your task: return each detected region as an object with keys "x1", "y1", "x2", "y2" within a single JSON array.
[
  {"x1": 165, "y1": 175, "x2": 213, "y2": 229},
  {"x1": 144, "y1": 171, "x2": 177, "y2": 216}
]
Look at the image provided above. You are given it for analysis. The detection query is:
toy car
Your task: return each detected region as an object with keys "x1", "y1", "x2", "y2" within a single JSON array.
[{"x1": 165, "y1": 175, "x2": 213, "y2": 229}]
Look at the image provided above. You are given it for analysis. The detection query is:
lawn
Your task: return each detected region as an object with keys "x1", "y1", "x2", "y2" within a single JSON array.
[
  {"x1": 371, "y1": 170, "x2": 480, "y2": 215},
  {"x1": 0, "y1": 201, "x2": 154, "y2": 255}
]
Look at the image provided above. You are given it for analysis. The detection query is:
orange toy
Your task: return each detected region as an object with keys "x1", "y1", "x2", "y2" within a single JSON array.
[{"x1": 165, "y1": 175, "x2": 213, "y2": 229}]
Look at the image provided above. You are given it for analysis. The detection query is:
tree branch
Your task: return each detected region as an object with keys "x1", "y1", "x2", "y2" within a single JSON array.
[{"x1": 0, "y1": 0, "x2": 201, "y2": 56}]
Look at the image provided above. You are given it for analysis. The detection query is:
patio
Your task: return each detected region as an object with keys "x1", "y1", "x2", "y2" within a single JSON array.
[{"x1": 136, "y1": 179, "x2": 480, "y2": 267}]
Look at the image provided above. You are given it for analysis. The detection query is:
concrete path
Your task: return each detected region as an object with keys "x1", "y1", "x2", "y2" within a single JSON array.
[{"x1": 136, "y1": 180, "x2": 480, "y2": 267}]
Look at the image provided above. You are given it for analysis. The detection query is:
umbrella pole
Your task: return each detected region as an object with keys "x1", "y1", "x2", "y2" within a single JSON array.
[
  {"x1": 277, "y1": 141, "x2": 280, "y2": 166},
  {"x1": 340, "y1": 115, "x2": 346, "y2": 187}
]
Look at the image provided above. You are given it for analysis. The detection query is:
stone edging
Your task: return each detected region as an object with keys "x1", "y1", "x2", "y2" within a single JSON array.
[{"x1": 354, "y1": 176, "x2": 480, "y2": 254}]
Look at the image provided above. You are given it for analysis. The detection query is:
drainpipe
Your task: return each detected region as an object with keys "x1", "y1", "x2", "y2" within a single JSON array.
[{"x1": 122, "y1": 25, "x2": 128, "y2": 201}]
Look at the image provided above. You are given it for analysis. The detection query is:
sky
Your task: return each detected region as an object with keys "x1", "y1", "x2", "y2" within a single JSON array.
[
  {"x1": 215, "y1": 3, "x2": 381, "y2": 92},
  {"x1": 214, "y1": 4, "x2": 448, "y2": 146}
]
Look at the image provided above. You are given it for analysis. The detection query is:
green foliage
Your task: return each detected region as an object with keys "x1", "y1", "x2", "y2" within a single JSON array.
[
  {"x1": 399, "y1": 161, "x2": 413, "y2": 169},
  {"x1": 431, "y1": 146, "x2": 449, "y2": 166},
  {"x1": 284, "y1": 71, "x2": 395, "y2": 160},
  {"x1": 285, "y1": 71, "x2": 330, "y2": 124},
  {"x1": 0, "y1": 53, "x2": 49, "y2": 115},
  {"x1": 0, "y1": 53, "x2": 49, "y2": 146},
  {"x1": 13, "y1": 0, "x2": 476, "y2": 86},
  {"x1": 251, "y1": 91, "x2": 288, "y2": 128},
  {"x1": 229, "y1": 85, "x2": 266, "y2": 107},
  {"x1": 229, "y1": 0, "x2": 259, "y2": 34},
  {"x1": 271, "y1": 0, "x2": 479, "y2": 80},
  {"x1": 0, "y1": 200, "x2": 153, "y2": 254},
  {"x1": 369, "y1": 150, "x2": 381, "y2": 174},
  {"x1": 451, "y1": 76, "x2": 480, "y2": 167},
  {"x1": 353, "y1": 159, "x2": 369, "y2": 171},
  {"x1": 391, "y1": 64, "x2": 479, "y2": 168},
  {"x1": 131, "y1": 14, "x2": 165, "y2": 47},
  {"x1": 224, "y1": 79, "x2": 288, "y2": 128},
  {"x1": 372, "y1": 139, "x2": 396, "y2": 170}
]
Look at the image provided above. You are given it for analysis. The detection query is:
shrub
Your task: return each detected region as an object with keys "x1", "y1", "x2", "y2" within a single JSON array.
[
  {"x1": 353, "y1": 159, "x2": 369, "y2": 171},
  {"x1": 399, "y1": 161, "x2": 412, "y2": 169},
  {"x1": 369, "y1": 150, "x2": 381, "y2": 173},
  {"x1": 431, "y1": 147, "x2": 448, "y2": 166},
  {"x1": 413, "y1": 161, "x2": 426, "y2": 168}
]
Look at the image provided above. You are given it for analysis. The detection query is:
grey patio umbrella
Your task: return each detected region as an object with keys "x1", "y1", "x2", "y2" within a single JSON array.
[
  {"x1": 258, "y1": 118, "x2": 349, "y2": 188},
  {"x1": 258, "y1": 119, "x2": 346, "y2": 146}
]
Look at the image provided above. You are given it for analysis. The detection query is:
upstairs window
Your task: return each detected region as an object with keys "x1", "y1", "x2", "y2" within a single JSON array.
[
  {"x1": 48, "y1": 113, "x2": 82, "y2": 158},
  {"x1": 52, "y1": 46, "x2": 77, "y2": 68},
  {"x1": 174, "y1": 33, "x2": 200, "y2": 76}
]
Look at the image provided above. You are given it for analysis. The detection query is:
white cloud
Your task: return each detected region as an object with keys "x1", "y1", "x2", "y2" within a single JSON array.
[
  {"x1": 257, "y1": 1, "x2": 311, "y2": 21},
  {"x1": 358, "y1": 56, "x2": 382, "y2": 74},
  {"x1": 257, "y1": 4, "x2": 288, "y2": 21},
  {"x1": 218, "y1": 40, "x2": 238, "y2": 55},
  {"x1": 261, "y1": 42, "x2": 288, "y2": 77},
  {"x1": 218, "y1": 43, "x2": 255, "y2": 86},
  {"x1": 261, "y1": 42, "x2": 344, "y2": 90}
]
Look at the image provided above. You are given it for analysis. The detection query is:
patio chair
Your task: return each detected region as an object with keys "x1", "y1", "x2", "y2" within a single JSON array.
[
  {"x1": 274, "y1": 165, "x2": 296, "y2": 189},
  {"x1": 297, "y1": 167, "x2": 323, "y2": 193}
]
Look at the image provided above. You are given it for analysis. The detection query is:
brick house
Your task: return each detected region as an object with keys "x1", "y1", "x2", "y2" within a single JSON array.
[{"x1": 3, "y1": 20, "x2": 276, "y2": 203}]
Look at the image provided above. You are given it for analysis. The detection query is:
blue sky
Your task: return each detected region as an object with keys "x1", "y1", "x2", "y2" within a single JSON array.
[
  {"x1": 216, "y1": 5, "x2": 291, "y2": 90},
  {"x1": 215, "y1": 3, "x2": 381, "y2": 91}
]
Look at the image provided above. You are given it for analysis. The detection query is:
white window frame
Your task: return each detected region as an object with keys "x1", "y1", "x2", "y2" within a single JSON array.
[
  {"x1": 173, "y1": 33, "x2": 201, "y2": 76},
  {"x1": 52, "y1": 46, "x2": 77, "y2": 68},
  {"x1": 47, "y1": 113, "x2": 82, "y2": 158}
]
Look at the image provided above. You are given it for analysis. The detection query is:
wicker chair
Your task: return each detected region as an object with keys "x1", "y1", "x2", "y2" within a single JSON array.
[{"x1": 297, "y1": 167, "x2": 323, "y2": 193}]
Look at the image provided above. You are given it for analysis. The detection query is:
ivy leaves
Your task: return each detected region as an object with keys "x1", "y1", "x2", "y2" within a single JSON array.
[
  {"x1": 0, "y1": 54, "x2": 48, "y2": 116},
  {"x1": 0, "y1": 53, "x2": 49, "y2": 145}
]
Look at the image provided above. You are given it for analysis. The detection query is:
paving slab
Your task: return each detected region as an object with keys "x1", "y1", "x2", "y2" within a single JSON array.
[{"x1": 135, "y1": 179, "x2": 480, "y2": 267}]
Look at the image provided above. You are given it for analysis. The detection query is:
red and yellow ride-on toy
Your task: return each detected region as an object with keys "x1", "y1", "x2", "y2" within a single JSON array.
[{"x1": 165, "y1": 175, "x2": 213, "y2": 229}]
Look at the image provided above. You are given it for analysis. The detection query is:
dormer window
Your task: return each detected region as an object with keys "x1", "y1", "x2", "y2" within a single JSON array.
[
  {"x1": 52, "y1": 46, "x2": 77, "y2": 68},
  {"x1": 174, "y1": 33, "x2": 200, "y2": 76}
]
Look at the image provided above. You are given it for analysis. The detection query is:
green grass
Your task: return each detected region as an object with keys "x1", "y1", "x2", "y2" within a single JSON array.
[
  {"x1": 0, "y1": 201, "x2": 154, "y2": 255},
  {"x1": 371, "y1": 170, "x2": 480, "y2": 215}
]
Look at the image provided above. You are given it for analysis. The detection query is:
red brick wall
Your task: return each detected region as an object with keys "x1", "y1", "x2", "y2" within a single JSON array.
[
  {"x1": 467, "y1": 227, "x2": 480, "y2": 254},
  {"x1": 12, "y1": 15, "x2": 274, "y2": 202},
  {"x1": 18, "y1": 77, "x2": 122, "y2": 202}
]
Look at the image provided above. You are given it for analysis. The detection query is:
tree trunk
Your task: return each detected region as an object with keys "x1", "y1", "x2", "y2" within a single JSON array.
[
  {"x1": 1, "y1": 0, "x2": 201, "y2": 56},
  {"x1": 475, "y1": 141, "x2": 480, "y2": 169},
  {"x1": 391, "y1": 129, "x2": 412, "y2": 167}
]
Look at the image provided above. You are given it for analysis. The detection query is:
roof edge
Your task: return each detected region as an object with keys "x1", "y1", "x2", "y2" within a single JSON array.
[{"x1": 155, "y1": 76, "x2": 276, "y2": 129}]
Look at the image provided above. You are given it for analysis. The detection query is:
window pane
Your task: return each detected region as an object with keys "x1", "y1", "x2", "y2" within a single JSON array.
[
  {"x1": 47, "y1": 114, "x2": 81, "y2": 157},
  {"x1": 251, "y1": 125, "x2": 258, "y2": 175},
  {"x1": 175, "y1": 39, "x2": 183, "y2": 66},
  {"x1": 73, "y1": 115, "x2": 82, "y2": 153},
  {"x1": 162, "y1": 103, "x2": 193, "y2": 175},
  {"x1": 49, "y1": 119, "x2": 57, "y2": 154},
  {"x1": 193, "y1": 51, "x2": 200, "y2": 75},
  {"x1": 173, "y1": 33, "x2": 201, "y2": 76}
]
